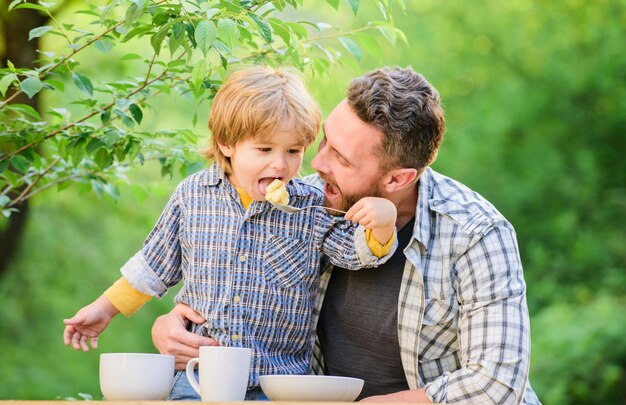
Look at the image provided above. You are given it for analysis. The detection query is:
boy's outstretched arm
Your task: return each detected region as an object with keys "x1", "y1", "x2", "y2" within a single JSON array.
[
  {"x1": 63, "y1": 294, "x2": 120, "y2": 352},
  {"x1": 345, "y1": 197, "x2": 397, "y2": 245}
]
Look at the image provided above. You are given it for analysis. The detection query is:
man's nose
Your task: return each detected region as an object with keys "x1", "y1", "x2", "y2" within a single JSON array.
[{"x1": 311, "y1": 149, "x2": 328, "y2": 173}]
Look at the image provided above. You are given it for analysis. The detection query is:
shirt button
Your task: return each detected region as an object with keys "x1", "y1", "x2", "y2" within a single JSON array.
[
  {"x1": 233, "y1": 295, "x2": 241, "y2": 304},
  {"x1": 232, "y1": 333, "x2": 239, "y2": 341},
  {"x1": 238, "y1": 254, "x2": 247, "y2": 262}
]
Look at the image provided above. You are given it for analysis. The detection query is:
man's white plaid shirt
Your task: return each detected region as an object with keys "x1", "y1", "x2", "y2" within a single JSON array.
[
  {"x1": 120, "y1": 163, "x2": 396, "y2": 388},
  {"x1": 309, "y1": 168, "x2": 540, "y2": 404}
]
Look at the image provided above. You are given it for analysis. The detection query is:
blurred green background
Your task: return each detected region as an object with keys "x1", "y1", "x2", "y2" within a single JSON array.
[{"x1": 1, "y1": 0, "x2": 625, "y2": 403}]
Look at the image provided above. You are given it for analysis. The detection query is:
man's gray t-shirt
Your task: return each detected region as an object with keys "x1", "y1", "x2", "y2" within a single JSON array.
[{"x1": 317, "y1": 217, "x2": 415, "y2": 399}]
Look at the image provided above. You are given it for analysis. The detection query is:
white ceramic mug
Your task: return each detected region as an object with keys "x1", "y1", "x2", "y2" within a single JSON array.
[
  {"x1": 186, "y1": 346, "x2": 252, "y2": 402},
  {"x1": 99, "y1": 353, "x2": 174, "y2": 400}
]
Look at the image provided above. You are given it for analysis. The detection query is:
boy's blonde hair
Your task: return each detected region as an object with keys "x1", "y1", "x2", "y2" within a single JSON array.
[{"x1": 204, "y1": 66, "x2": 321, "y2": 174}]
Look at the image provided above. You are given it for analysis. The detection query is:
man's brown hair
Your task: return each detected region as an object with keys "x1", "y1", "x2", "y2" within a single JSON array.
[{"x1": 347, "y1": 66, "x2": 445, "y2": 173}]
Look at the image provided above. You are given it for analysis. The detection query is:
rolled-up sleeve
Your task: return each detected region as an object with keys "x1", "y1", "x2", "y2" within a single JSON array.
[
  {"x1": 424, "y1": 223, "x2": 531, "y2": 404},
  {"x1": 121, "y1": 186, "x2": 184, "y2": 297}
]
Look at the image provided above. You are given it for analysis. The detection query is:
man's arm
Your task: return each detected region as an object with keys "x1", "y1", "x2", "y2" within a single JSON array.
[
  {"x1": 151, "y1": 303, "x2": 219, "y2": 369},
  {"x1": 424, "y1": 223, "x2": 532, "y2": 404}
]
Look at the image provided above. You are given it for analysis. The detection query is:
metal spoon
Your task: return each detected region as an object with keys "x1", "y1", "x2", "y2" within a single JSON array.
[{"x1": 269, "y1": 202, "x2": 347, "y2": 215}]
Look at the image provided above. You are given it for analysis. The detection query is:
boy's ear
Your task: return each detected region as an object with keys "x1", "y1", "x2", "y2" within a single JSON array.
[
  {"x1": 218, "y1": 143, "x2": 234, "y2": 157},
  {"x1": 383, "y1": 168, "x2": 418, "y2": 193}
]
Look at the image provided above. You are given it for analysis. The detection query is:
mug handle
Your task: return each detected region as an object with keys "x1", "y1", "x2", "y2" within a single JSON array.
[{"x1": 185, "y1": 357, "x2": 201, "y2": 396}]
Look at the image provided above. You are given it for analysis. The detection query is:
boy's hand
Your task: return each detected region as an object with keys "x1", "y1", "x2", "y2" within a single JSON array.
[
  {"x1": 345, "y1": 197, "x2": 397, "y2": 244},
  {"x1": 63, "y1": 295, "x2": 119, "y2": 352}
]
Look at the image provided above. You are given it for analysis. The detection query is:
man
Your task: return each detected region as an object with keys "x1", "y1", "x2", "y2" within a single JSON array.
[{"x1": 151, "y1": 67, "x2": 541, "y2": 404}]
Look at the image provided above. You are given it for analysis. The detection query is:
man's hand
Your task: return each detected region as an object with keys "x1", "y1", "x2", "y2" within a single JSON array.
[
  {"x1": 360, "y1": 389, "x2": 431, "y2": 403},
  {"x1": 152, "y1": 303, "x2": 219, "y2": 369}
]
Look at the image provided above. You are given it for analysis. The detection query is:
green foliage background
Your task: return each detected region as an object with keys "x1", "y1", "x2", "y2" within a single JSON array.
[{"x1": 1, "y1": 0, "x2": 625, "y2": 403}]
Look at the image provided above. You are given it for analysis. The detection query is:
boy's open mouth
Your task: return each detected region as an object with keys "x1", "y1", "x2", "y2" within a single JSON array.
[{"x1": 258, "y1": 177, "x2": 283, "y2": 196}]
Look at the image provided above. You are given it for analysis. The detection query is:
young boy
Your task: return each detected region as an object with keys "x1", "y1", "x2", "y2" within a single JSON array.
[{"x1": 63, "y1": 66, "x2": 397, "y2": 398}]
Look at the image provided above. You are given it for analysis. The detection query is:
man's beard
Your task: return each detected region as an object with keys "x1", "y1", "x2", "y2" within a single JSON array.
[{"x1": 321, "y1": 175, "x2": 385, "y2": 215}]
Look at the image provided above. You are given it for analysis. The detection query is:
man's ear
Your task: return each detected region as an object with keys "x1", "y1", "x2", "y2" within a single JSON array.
[
  {"x1": 383, "y1": 168, "x2": 418, "y2": 193},
  {"x1": 218, "y1": 143, "x2": 234, "y2": 157}
]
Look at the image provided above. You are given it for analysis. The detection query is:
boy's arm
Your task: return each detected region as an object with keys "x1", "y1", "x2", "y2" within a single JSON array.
[
  {"x1": 365, "y1": 229, "x2": 396, "y2": 258},
  {"x1": 104, "y1": 277, "x2": 152, "y2": 316},
  {"x1": 345, "y1": 196, "x2": 397, "y2": 249},
  {"x1": 63, "y1": 294, "x2": 120, "y2": 351}
]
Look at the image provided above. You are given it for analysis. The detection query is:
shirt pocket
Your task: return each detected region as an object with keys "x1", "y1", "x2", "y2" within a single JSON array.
[
  {"x1": 419, "y1": 294, "x2": 459, "y2": 361},
  {"x1": 263, "y1": 234, "x2": 314, "y2": 289}
]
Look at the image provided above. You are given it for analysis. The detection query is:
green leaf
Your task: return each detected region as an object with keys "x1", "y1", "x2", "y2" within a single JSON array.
[
  {"x1": 191, "y1": 59, "x2": 207, "y2": 90},
  {"x1": 11, "y1": 103, "x2": 40, "y2": 119},
  {"x1": 0, "y1": 159, "x2": 9, "y2": 173},
  {"x1": 72, "y1": 72, "x2": 93, "y2": 97},
  {"x1": 28, "y1": 26, "x2": 53, "y2": 41},
  {"x1": 10, "y1": 154, "x2": 31, "y2": 174},
  {"x1": 169, "y1": 22, "x2": 185, "y2": 55},
  {"x1": 250, "y1": 14, "x2": 272, "y2": 44},
  {"x1": 8, "y1": 0, "x2": 23, "y2": 11},
  {"x1": 13, "y1": 3, "x2": 49, "y2": 13},
  {"x1": 86, "y1": 138, "x2": 105, "y2": 153},
  {"x1": 104, "y1": 183, "x2": 120, "y2": 199},
  {"x1": 150, "y1": 28, "x2": 168, "y2": 56},
  {"x1": 269, "y1": 18, "x2": 291, "y2": 45},
  {"x1": 325, "y1": 0, "x2": 340, "y2": 10},
  {"x1": 344, "y1": 0, "x2": 359, "y2": 15},
  {"x1": 95, "y1": 148, "x2": 113, "y2": 169},
  {"x1": 217, "y1": 19, "x2": 240, "y2": 47},
  {"x1": 185, "y1": 23, "x2": 197, "y2": 48},
  {"x1": 20, "y1": 77, "x2": 43, "y2": 99},
  {"x1": 357, "y1": 32, "x2": 382, "y2": 58},
  {"x1": 120, "y1": 53, "x2": 143, "y2": 60},
  {"x1": 129, "y1": 103, "x2": 143, "y2": 125},
  {"x1": 0, "y1": 73, "x2": 17, "y2": 96},
  {"x1": 100, "y1": 110, "x2": 111, "y2": 124},
  {"x1": 195, "y1": 20, "x2": 217, "y2": 56},
  {"x1": 94, "y1": 39, "x2": 114, "y2": 53},
  {"x1": 339, "y1": 37, "x2": 362, "y2": 60},
  {"x1": 285, "y1": 22, "x2": 309, "y2": 39}
]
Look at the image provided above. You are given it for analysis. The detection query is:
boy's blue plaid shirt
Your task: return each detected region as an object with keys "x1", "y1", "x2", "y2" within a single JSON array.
[{"x1": 120, "y1": 163, "x2": 396, "y2": 388}]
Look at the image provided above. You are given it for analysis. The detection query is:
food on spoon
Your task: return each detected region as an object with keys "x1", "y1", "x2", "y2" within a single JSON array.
[{"x1": 265, "y1": 179, "x2": 289, "y2": 205}]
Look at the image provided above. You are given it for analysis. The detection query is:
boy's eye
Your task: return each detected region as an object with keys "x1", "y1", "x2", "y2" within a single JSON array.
[
  {"x1": 288, "y1": 149, "x2": 303, "y2": 154},
  {"x1": 258, "y1": 147, "x2": 271, "y2": 152}
]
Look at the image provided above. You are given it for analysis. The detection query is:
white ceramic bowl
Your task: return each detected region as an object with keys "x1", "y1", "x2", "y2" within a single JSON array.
[
  {"x1": 259, "y1": 375, "x2": 364, "y2": 401},
  {"x1": 99, "y1": 353, "x2": 174, "y2": 400}
]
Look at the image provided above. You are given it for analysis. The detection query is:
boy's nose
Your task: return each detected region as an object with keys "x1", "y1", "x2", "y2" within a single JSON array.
[{"x1": 270, "y1": 155, "x2": 288, "y2": 170}]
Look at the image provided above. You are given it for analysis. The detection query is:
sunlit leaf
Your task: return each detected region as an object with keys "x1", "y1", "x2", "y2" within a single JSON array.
[
  {"x1": 325, "y1": 0, "x2": 339, "y2": 10},
  {"x1": 217, "y1": 19, "x2": 240, "y2": 47},
  {"x1": 344, "y1": 0, "x2": 359, "y2": 15},
  {"x1": 20, "y1": 77, "x2": 43, "y2": 99},
  {"x1": 72, "y1": 72, "x2": 93, "y2": 97},
  {"x1": 28, "y1": 26, "x2": 53, "y2": 41},
  {"x1": 0, "y1": 73, "x2": 17, "y2": 96},
  {"x1": 269, "y1": 19, "x2": 291, "y2": 45},
  {"x1": 250, "y1": 14, "x2": 272, "y2": 43},
  {"x1": 195, "y1": 20, "x2": 217, "y2": 56},
  {"x1": 338, "y1": 37, "x2": 361, "y2": 60},
  {"x1": 13, "y1": 3, "x2": 49, "y2": 13}
]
